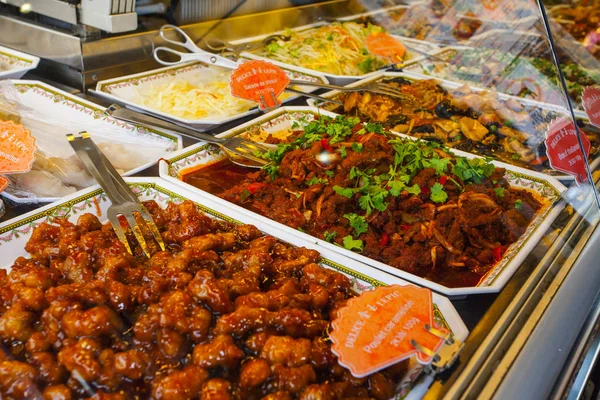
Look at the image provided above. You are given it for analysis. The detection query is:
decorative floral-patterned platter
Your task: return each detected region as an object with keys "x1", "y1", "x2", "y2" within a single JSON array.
[
  {"x1": 2, "y1": 80, "x2": 182, "y2": 204},
  {"x1": 93, "y1": 60, "x2": 329, "y2": 131},
  {"x1": 306, "y1": 70, "x2": 600, "y2": 180},
  {"x1": 0, "y1": 176, "x2": 468, "y2": 400},
  {"x1": 0, "y1": 45, "x2": 39, "y2": 79},
  {"x1": 231, "y1": 21, "x2": 438, "y2": 86},
  {"x1": 159, "y1": 106, "x2": 566, "y2": 297}
]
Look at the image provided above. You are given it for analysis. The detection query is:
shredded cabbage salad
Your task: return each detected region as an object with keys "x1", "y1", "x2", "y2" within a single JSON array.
[
  {"x1": 255, "y1": 22, "x2": 391, "y2": 76},
  {"x1": 137, "y1": 72, "x2": 261, "y2": 120}
]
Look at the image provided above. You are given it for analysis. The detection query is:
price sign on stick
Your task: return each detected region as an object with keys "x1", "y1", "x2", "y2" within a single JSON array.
[
  {"x1": 365, "y1": 32, "x2": 406, "y2": 64},
  {"x1": 330, "y1": 285, "x2": 448, "y2": 378},
  {"x1": 0, "y1": 121, "x2": 36, "y2": 174},
  {"x1": 0, "y1": 120, "x2": 37, "y2": 194},
  {"x1": 582, "y1": 86, "x2": 600, "y2": 127},
  {"x1": 545, "y1": 117, "x2": 591, "y2": 185},
  {"x1": 230, "y1": 60, "x2": 290, "y2": 111}
]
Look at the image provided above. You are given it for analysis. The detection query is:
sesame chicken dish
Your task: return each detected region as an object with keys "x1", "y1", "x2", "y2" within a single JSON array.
[{"x1": 0, "y1": 200, "x2": 408, "y2": 399}]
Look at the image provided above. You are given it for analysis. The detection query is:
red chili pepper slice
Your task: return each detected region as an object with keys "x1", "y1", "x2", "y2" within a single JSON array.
[
  {"x1": 420, "y1": 186, "x2": 430, "y2": 197},
  {"x1": 530, "y1": 156, "x2": 548, "y2": 166},
  {"x1": 493, "y1": 245, "x2": 504, "y2": 262},
  {"x1": 439, "y1": 176, "x2": 448, "y2": 185},
  {"x1": 247, "y1": 182, "x2": 267, "y2": 194},
  {"x1": 321, "y1": 138, "x2": 334, "y2": 152},
  {"x1": 379, "y1": 232, "x2": 389, "y2": 246},
  {"x1": 400, "y1": 224, "x2": 412, "y2": 231}
]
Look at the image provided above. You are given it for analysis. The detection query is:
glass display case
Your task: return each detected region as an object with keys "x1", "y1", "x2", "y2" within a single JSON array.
[{"x1": 0, "y1": 1, "x2": 599, "y2": 399}]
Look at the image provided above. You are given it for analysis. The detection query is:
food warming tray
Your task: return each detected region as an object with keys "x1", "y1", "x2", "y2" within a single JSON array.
[
  {"x1": 158, "y1": 106, "x2": 565, "y2": 297},
  {"x1": 0, "y1": 176, "x2": 469, "y2": 400}
]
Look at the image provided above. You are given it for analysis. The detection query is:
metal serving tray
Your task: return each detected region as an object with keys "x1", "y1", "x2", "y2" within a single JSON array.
[
  {"x1": 231, "y1": 21, "x2": 438, "y2": 86},
  {"x1": 0, "y1": 45, "x2": 39, "y2": 80},
  {"x1": 306, "y1": 70, "x2": 600, "y2": 180},
  {"x1": 0, "y1": 176, "x2": 468, "y2": 400},
  {"x1": 92, "y1": 59, "x2": 330, "y2": 131},
  {"x1": 158, "y1": 106, "x2": 565, "y2": 297}
]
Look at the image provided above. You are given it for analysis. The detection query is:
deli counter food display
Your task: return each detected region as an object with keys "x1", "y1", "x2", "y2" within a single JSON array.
[{"x1": 0, "y1": 0, "x2": 599, "y2": 399}]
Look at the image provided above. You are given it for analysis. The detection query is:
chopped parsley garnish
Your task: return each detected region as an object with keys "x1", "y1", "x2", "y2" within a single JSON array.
[
  {"x1": 427, "y1": 157, "x2": 452, "y2": 176},
  {"x1": 514, "y1": 199, "x2": 523, "y2": 209},
  {"x1": 430, "y1": 183, "x2": 448, "y2": 204},
  {"x1": 343, "y1": 213, "x2": 368, "y2": 236},
  {"x1": 352, "y1": 142, "x2": 364, "y2": 152},
  {"x1": 325, "y1": 170, "x2": 334, "y2": 178},
  {"x1": 451, "y1": 157, "x2": 494, "y2": 184},
  {"x1": 494, "y1": 187, "x2": 505, "y2": 198},
  {"x1": 333, "y1": 185, "x2": 356, "y2": 198},
  {"x1": 324, "y1": 231, "x2": 337, "y2": 243},
  {"x1": 343, "y1": 235, "x2": 364, "y2": 252},
  {"x1": 339, "y1": 146, "x2": 348, "y2": 158},
  {"x1": 306, "y1": 177, "x2": 328, "y2": 186}
]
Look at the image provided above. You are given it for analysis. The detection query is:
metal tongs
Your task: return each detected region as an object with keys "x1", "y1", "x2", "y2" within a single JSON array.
[
  {"x1": 67, "y1": 132, "x2": 166, "y2": 257},
  {"x1": 104, "y1": 104, "x2": 271, "y2": 168}
]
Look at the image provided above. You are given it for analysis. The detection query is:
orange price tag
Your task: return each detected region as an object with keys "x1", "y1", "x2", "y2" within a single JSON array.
[
  {"x1": 365, "y1": 32, "x2": 406, "y2": 63},
  {"x1": 0, "y1": 175, "x2": 8, "y2": 193},
  {"x1": 230, "y1": 60, "x2": 290, "y2": 111},
  {"x1": 0, "y1": 121, "x2": 37, "y2": 174},
  {"x1": 330, "y1": 285, "x2": 446, "y2": 378}
]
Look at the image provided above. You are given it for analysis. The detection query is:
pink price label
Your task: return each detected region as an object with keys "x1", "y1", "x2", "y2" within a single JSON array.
[{"x1": 545, "y1": 117, "x2": 591, "y2": 185}]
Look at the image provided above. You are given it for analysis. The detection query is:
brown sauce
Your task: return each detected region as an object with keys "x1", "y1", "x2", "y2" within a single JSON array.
[{"x1": 182, "y1": 159, "x2": 255, "y2": 196}]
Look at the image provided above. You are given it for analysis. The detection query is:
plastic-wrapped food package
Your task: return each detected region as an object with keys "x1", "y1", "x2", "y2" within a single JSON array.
[{"x1": 0, "y1": 81, "x2": 171, "y2": 202}]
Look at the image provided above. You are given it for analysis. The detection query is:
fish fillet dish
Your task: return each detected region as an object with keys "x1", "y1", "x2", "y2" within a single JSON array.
[
  {"x1": 0, "y1": 200, "x2": 409, "y2": 399},
  {"x1": 213, "y1": 115, "x2": 544, "y2": 287}
]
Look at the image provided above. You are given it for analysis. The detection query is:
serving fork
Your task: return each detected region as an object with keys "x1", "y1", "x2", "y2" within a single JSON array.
[
  {"x1": 104, "y1": 104, "x2": 271, "y2": 167},
  {"x1": 288, "y1": 79, "x2": 411, "y2": 99},
  {"x1": 67, "y1": 132, "x2": 166, "y2": 257}
]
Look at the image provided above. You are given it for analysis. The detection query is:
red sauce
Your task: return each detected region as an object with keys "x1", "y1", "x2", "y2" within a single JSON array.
[{"x1": 182, "y1": 159, "x2": 255, "y2": 196}]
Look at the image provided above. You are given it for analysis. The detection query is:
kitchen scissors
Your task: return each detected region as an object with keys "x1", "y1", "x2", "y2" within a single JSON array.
[{"x1": 153, "y1": 24, "x2": 239, "y2": 69}]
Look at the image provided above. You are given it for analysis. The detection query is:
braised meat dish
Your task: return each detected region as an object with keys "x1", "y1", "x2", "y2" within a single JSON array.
[
  {"x1": 0, "y1": 200, "x2": 408, "y2": 399},
  {"x1": 215, "y1": 116, "x2": 544, "y2": 287},
  {"x1": 321, "y1": 77, "x2": 598, "y2": 173}
]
